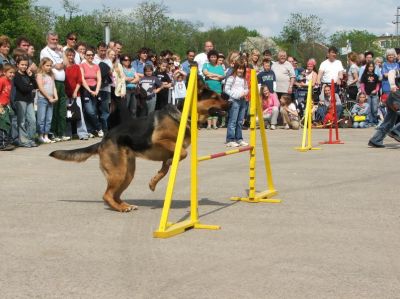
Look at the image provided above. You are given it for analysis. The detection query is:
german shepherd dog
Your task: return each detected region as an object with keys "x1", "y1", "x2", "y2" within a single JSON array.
[{"x1": 50, "y1": 86, "x2": 229, "y2": 212}]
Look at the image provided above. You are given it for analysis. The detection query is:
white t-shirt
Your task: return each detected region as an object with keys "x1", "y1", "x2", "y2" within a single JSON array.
[
  {"x1": 63, "y1": 46, "x2": 81, "y2": 65},
  {"x1": 319, "y1": 59, "x2": 344, "y2": 84},
  {"x1": 40, "y1": 46, "x2": 65, "y2": 81},
  {"x1": 271, "y1": 61, "x2": 295, "y2": 93},
  {"x1": 194, "y1": 52, "x2": 208, "y2": 77}
]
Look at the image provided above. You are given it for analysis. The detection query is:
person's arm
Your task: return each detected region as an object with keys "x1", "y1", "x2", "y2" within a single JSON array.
[
  {"x1": 388, "y1": 69, "x2": 397, "y2": 92},
  {"x1": 287, "y1": 65, "x2": 295, "y2": 94},
  {"x1": 316, "y1": 69, "x2": 323, "y2": 85},
  {"x1": 373, "y1": 82, "x2": 381, "y2": 94},
  {"x1": 94, "y1": 68, "x2": 101, "y2": 96},
  {"x1": 360, "y1": 103, "x2": 370, "y2": 116},
  {"x1": 153, "y1": 78, "x2": 163, "y2": 94},
  {"x1": 360, "y1": 83, "x2": 366, "y2": 94},
  {"x1": 52, "y1": 81, "x2": 58, "y2": 102}
]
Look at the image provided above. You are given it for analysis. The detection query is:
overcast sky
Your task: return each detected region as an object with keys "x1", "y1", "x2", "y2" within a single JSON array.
[{"x1": 36, "y1": 0, "x2": 399, "y2": 37}]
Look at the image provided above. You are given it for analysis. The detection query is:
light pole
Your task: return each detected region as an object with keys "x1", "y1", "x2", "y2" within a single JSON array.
[{"x1": 103, "y1": 21, "x2": 111, "y2": 45}]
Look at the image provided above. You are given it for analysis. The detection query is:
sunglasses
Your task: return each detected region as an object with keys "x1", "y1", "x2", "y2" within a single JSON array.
[
  {"x1": 68, "y1": 38, "x2": 77, "y2": 41},
  {"x1": 86, "y1": 53, "x2": 94, "y2": 57}
]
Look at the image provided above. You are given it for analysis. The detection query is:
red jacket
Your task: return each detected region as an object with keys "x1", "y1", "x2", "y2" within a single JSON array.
[
  {"x1": 65, "y1": 64, "x2": 82, "y2": 98},
  {"x1": 0, "y1": 76, "x2": 12, "y2": 106}
]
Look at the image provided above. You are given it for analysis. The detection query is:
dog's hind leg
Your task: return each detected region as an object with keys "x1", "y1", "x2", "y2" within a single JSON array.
[
  {"x1": 115, "y1": 152, "x2": 138, "y2": 211},
  {"x1": 100, "y1": 145, "x2": 137, "y2": 212},
  {"x1": 149, "y1": 160, "x2": 170, "y2": 191}
]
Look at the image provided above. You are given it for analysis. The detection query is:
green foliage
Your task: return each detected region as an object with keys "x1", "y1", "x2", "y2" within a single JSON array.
[
  {"x1": 0, "y1": 0, "x2": 53, "y2": 56},
  {"x1": 274, "y1": 13, "x2": 327, "y2": 65},
  {"x1": 330, "y1": 30, "x2": 383, "y2": 57}
]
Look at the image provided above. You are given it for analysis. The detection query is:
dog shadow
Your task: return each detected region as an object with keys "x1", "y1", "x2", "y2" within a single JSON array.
[{"x1": 59, "y1": 197, "x2": 239, "y2": 219}]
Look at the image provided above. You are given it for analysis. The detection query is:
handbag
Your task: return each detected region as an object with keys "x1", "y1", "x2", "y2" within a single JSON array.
[
  {"x1": 66, "y1": 98, "x2": 81, "y2": 122},
  {"x1": 353, "y1": 115, "x2": 366, "y2": 122}
]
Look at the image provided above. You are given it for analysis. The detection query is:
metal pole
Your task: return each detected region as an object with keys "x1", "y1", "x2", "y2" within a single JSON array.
[{"x1": 103, "y1": 21, "x2": 111, "y2": 45}]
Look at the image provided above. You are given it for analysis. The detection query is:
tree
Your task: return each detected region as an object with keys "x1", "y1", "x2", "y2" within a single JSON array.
[
  {"x1": 62, "y1": 0, "x2": 81, "y2": 20},
  {"x1": 133, "y1": 1, "x2": 169, "y2": 49},
  {"x1": 330, "y1": 30, "x2": 383, "y2": 57},
  {"x1": 274, "y1": 13, "x2": 327, "y2": 65}
]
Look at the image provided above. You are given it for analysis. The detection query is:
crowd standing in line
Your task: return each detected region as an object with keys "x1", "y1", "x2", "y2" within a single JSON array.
[{"x1": 1, "y1": 32, "x2": 400, "y2": 152}]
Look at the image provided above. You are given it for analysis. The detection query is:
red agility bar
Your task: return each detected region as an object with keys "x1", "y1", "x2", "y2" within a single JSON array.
[
  {"x1": 198, "y1": 146, "x2": 253, "y2": 162},
  {"x1": 320, "y1": 79, "x2": 344, "y2": 145}
]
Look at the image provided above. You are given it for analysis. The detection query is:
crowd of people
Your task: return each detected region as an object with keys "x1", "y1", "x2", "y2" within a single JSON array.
[{"x1": 1, "y1": 31, "x2": 400, "y2": 151}]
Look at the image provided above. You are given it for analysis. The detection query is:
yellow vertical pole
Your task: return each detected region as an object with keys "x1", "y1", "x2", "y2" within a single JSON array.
[
  {"x1": 157, "y1": 68, "x2": 196, "y2": 232},
  {"x1": 307, "y1": 80, "x2": 313, "y2": 148},
  {"x1": 248, "y1": 70, "x2": 257, "y2": 201},
  {"x1": 190, "y1": 79, "x2": 199, "y2": 222},
  {"x1": 301, "y1": 81, "x2": 311, "y2": 148},
  {"x1": 255, "y1": 83, "x2": 276, "y2": 192}
]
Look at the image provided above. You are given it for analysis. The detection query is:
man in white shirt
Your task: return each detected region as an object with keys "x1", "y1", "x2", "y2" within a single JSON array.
[
  {"x1": 40, "y1": 31, "x2": 70, "y2": 141},
  {"x1": 317, "y1": 46, "x2": 344, "y2": 88},
  {"x1": 194, "y1": 41, "x2": 213, "y2": 77}
]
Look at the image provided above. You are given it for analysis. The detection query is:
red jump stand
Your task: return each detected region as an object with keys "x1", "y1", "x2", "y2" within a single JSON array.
[{"x1": 320, "y1": 80, "x2": 344, "y2": 145}]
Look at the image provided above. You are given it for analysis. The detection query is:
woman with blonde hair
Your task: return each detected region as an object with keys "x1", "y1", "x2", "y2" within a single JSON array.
[
  {"x1": 249, "y1": 49, "x2": 261, "y2": 73},
  {"x1": 107, "y1": 48, "x2": 126, "y2": 113}
]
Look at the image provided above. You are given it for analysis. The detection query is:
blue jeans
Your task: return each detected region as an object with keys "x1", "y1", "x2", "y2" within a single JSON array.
[
  {"x1": 125, "y1": 89, "x2": 137, "y2": 117},
  {"x1": 147, "y1": 95, "x2": 157, "y2": 115},
  {"x1": 370, "y1": 90, "x2": 400, "y2": 145},
  {"x1": 226, "y1": 98, "x2": 246, "y2": 142},
  {"x1": 367, "y1": 94, "x2": 379, "y2": 124},
  {"x1": 16, "y1": 100, "x2": 36, "y2": 145},
  {"x1": 37, "y1": 97, "x2": 53, "y2": 134},
  {"x1": 98, "y1": 90, "x2": 110, "y2": 132},
  {"x1": 82, "y1": 89, "x2": 101, "y2": 133},
  {"x1": 353, "y1": 121, "x2": 367, "y2": 128}
]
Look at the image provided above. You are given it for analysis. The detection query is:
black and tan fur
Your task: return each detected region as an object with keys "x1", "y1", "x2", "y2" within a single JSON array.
[{"x1": 50, "y1": 92, "x2": 228, "y2": 212}]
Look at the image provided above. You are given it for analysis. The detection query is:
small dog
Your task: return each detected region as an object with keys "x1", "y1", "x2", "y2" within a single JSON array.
[{"x1": 50, "y1": 95, "x2": 229, "y2": 212}]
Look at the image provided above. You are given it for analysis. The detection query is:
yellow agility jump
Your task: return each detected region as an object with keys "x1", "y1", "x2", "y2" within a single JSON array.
[{"x1": 153, "y1": 68, "x2": 280, "y2": 239}]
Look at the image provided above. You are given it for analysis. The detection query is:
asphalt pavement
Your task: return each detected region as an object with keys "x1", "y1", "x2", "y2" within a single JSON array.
[{"x1": 1, "y1": 127, "x2": 400, "y2": 299}]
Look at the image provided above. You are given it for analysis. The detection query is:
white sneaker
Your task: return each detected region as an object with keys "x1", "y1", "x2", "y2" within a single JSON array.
[
  {"x1": 97, "y1": 130, "x2": 104, "y2": 138},
  {"x1": 284, "y1": 124, "x2": 290, "y2": 130},
  {"x1": 53, "y1": 137, "x2": 61, "y2": 142},
  {"x1": 61, "y1": 136, "x2": 71, "y2": 141},
  {"x1": 238, "y1": 140, "x2": 248, "y2": 146},
  {"x1": 270, "y1": 125, "x2": 276, "y2": 130},
  {"x1": 226, "y1": 141, "x2": 239, "y2": 147},
  {"x1": 88, "y1": 133, "x2": 95, "y2": 138}
]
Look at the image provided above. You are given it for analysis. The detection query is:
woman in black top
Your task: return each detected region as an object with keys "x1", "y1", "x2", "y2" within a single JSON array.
[{"x1": 14, "y1": 55, "x2": 37, "y2": 147}]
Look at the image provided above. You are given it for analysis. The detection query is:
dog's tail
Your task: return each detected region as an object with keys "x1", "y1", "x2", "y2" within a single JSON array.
[{"x1": 49, "y1": 142, "x2": 101, "y2": 162}]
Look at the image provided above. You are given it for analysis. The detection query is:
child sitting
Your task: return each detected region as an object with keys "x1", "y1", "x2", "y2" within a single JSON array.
[
  {"x1": 351, "y1": 92, "x2": 370, "y2": 128},
  {"x1": 280, "y1": 94, "x2": 300, "y2": 130},
  {"x1": 260, "y1": 85, "x2": 279, "y2": 129}
]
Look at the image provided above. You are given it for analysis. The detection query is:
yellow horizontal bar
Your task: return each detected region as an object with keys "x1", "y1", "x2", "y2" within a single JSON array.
[
  {"x1": 230, "y1": 197, "x2": 281, "y2": 203},
  {"x1": 153, "y1": 220, "x2": 220, "y2": 239}
]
